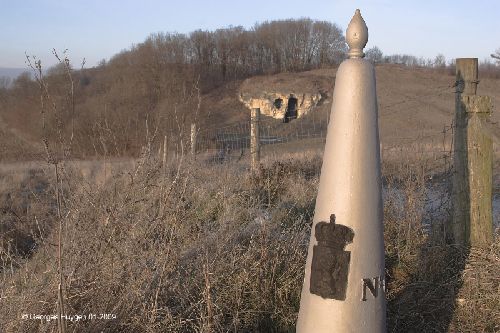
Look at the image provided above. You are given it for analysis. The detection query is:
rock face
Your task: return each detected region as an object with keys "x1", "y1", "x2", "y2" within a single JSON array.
[{"x1": 239, "y1": 92, "x2": 322, "y2": 120}]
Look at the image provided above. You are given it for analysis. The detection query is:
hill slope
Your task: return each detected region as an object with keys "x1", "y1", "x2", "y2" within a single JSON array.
[
  {"x1": 1, "y1": 64, "x2": 499, "y2": 160},
  {"x1": 201, "y1": 64, "x2": 499, "y2": 147},
  {"x1": 0, "y1": 116, "x2": 42, "y2": 161},
  {"x1": 0, "y1": 67, "x2": 28, "y2": 80}
]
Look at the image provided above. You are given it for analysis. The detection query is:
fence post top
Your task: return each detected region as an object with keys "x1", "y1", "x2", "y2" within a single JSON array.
[{"x1": 346, "y1": 9, "x2": 368, "y2": 59}]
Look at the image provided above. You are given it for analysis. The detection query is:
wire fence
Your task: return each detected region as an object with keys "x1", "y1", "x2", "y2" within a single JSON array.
[
  {"x1": 140, "y1": 76, "x2": 500, "y2": 236},
  {"x1": 186, "y1": 83, "x2": 461, "y2": 168},
  {"x1": 194, "y1": 114, "x2": 329, "y2": 153},
  {"x1": 157, "y1": 79, "x2": 498, "y2": 191}
]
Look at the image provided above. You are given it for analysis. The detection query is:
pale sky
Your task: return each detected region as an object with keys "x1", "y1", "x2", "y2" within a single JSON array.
[{"x1": 1, "y1": 0, "x2": 499, "y2": 69}]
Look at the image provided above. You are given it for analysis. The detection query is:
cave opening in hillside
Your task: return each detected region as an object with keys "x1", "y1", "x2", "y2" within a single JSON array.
[
  {"x1": 283, "y1": 95, "x2": 298, "y2": 123},
  {"x1": 274, "y1": 98, "x2": 283, "y2": 109}
]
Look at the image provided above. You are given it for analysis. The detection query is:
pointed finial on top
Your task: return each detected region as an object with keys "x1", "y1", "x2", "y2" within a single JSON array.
[{"x1": 346, "y1": 9, "x2": 368, "y2": 59}]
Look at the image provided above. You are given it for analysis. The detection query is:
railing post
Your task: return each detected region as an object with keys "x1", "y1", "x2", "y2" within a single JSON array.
[
  {"x1": 451, "y1": 58, "x2": 494, "y2": 247},
  {"x1": 251, "y1": 108, "x2": 260, "y2": 170}
]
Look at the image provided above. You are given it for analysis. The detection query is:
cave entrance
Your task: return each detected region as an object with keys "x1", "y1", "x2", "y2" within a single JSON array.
[
  {"x1": 274, "y1": 98, "x2": 283, "y2": 109},
  {"x1": 283, "y1": 95, "x2": 298, "y2": 123}
]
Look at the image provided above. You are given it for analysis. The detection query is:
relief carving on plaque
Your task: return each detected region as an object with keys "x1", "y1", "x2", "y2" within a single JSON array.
[{"x1": 310, "y1": 214, "x2": 354, "y2": 300}]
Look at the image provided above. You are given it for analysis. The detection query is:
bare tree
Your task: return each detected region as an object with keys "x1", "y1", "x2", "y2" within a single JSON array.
[
  {"x1": 365, "y1": 46, "x2": 383, "y2": 64},
  {"x1": 491, "y1": 48, "x2": 500, "y2": 64},
  {"x1": 434, "y1": 54, "x2": 446, "y2": 68},
  {"x1": 1, "y1": 17, "x2": 351, "y2": 158}
]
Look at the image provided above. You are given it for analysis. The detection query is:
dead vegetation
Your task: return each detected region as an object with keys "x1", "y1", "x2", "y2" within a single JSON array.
[
  {"x1": 1, "y1": 47, "x2": 499, "y2": 332},
  {"x1": 1, "y1": 17, "x2": 498, "y2": 331},
  {"x1": 0, "y1": 146, "x2": 498, "y2": 332}
]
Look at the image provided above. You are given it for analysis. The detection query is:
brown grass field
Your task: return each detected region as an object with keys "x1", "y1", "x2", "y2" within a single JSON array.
[{"x1": 0, "y1": 64, "x2": 499, "y2": 332}]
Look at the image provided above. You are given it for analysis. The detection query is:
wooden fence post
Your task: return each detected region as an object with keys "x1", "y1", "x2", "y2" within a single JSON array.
[
  {"x1": 190, "y1": 123, "x2": 197, "y2": 156},
  {"x1": 451, "y1": 58, "x2": 494, "y2": 247},
  {"x1": 162, "y1": 135, "x2": 168, "y2": 168},
  {"x1": 251, "y1": 108, "x2": 260, "y2": 170},
  {"x1": 463, "y1": 95, "x2": 493, "y2": 247}
]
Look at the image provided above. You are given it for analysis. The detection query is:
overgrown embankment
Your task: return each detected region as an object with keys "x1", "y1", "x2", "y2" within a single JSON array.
[{"x1": 0, "y1": 152, "x2": 498, "y2": 332}]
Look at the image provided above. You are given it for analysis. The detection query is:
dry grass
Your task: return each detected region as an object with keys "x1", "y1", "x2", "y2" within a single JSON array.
[
  {"x1": 0, "y1": 148, "x2": 498, "y2": 332},
  {"x1": 382, "y1": 147, "x2": 499, "y2": 333},
  {"x1": 0, "y1": 155, "x2": 315, "y2": 332}
]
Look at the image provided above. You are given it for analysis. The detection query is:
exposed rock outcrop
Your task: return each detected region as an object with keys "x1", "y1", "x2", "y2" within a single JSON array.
[{"x1": 238, "y1": 92, "x2": 322, "y2": 120}]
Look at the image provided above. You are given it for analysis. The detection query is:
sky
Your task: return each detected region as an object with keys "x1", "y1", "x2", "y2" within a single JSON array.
[{"x1": 1, "y1": 0, "x2": 499, "y2": 69}]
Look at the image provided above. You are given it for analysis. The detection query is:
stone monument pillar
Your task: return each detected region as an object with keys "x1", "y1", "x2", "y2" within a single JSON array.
[{"x1": 296, "y1": 9, "x2": 386, "y2": 333}]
